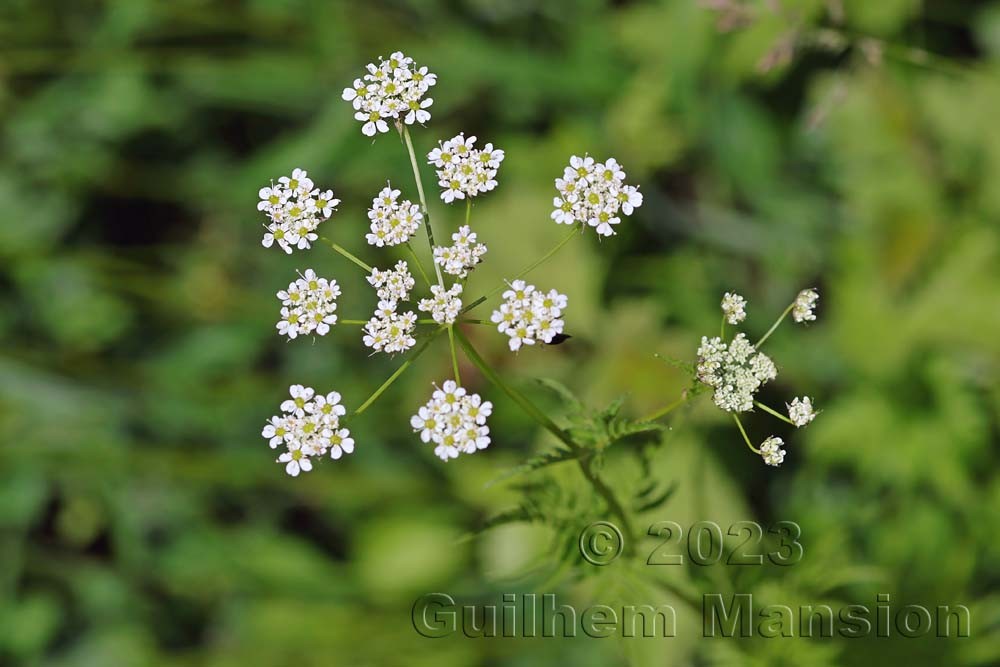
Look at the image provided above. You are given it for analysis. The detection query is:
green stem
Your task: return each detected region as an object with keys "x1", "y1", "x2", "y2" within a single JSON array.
[
  {"x1": 405, "y1": 241, "x2": 432, "y2": 287},
  {"x1": 733, "y1": 414, "x2": 760, "y2": 454},
  {"x1": 454, "y1": 328, "x2": 636, "y2": 548},
  {"x1": 321, "y1": 237, "x2": 372, "y2": 273},
  {"x1": 401, "y1": 125, "x2": 445, "y2": 286},
  {"x1": 339, "y1": 319, "x2": 369, "y2": 325},
  {"x1": 454, "y1": 329, "x2": 570, "y2": 446},
  {"x1": 720, "y1": 314, "x2": 727, "y2": 340},
  {"x1": 447, "y1": 326, "x2": 461, "y2": 384},
  {"x1": 465, "y1": 198, "x2": 471, "y2": 227},
  {"x1": 461, "y1": 223, "x2": 581, "y2": 315},
  {"x1": 642, "y1": 392, "x2": 691, "y2": 422},
  {"x1": 353, "y1": 329, "x2": 441, "y2": 416},
  {"x1": 755, "y1": 400, "x2": 796, "y2": 426},
  {"x1": 755, "y1": 303, "x2": 794, "y2": 348}
]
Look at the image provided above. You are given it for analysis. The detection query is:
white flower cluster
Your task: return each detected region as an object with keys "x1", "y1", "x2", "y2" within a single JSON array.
[
  {"x1": 490, "y1": 280, "x2": 567, "y2": 352},
  {"x1": 363, "y1": 262, "x2": 418, "y2": 355},
  {"x1": 787, "y1": 396, "x2": 817, "y2": 427},
  {"x1": 427, "y1": 134, "x2": 505, "y2": 203},
  {"x1": 366, "y1": 184, "x2": 423, "y2": 247},
  {"x1": 433, "y1": 225, "x2": 487, "y2": 278},
  {"x1": 551, "y1": 155, "x2": 643, "y2": 236},
  {"x1": 696, "y1": 333, "x2": 777, "y2": 413},
  {"x1": 792, "y1": 288, "x2": 819, "y2": 323},
  {"x1": 410, "y1": 381, "x2": 492, "y2": 461},
  {"x1": 760, "y1": 436, "x2": 786, "y2": 467},
  {"x1": 262, "y1": 385, "x2": 354, "y2": 477},
  {"x1": 363, "y1": 302, "x2": 417, "y2": 354},
  {"x1": 259, "y1": 168, "x2": 339, "y2": 254},
  {"x1": 418, "y1": 283, "x2": 464, "y2": 325},
  {"x1": 721, "y1": 292, "x2": 747, "y2": 325},
  {"x1": 276, "y1": 270, "x2": 340, "y2": 339},
  {"x1": 342, "y1": 51, "x2": 436, "y2": 136},
  {"x1": 368, "y1": 261, "x2": 415, "y2": 302}
]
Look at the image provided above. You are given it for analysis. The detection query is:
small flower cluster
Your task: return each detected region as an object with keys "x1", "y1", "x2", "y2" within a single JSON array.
[
  {"x1": 363, "y1": 302, "x2": 417, "y2": 354},
  {"x1": 363, "y1": 262, "x2": 418, "y2": 354},
  {"x1": 418, "y1": 283, "x2": 464, "y2": 325},
  {"x1": 433, "y1": 225, "x2": 487, "y2": 278},
  {"x1": 792, "y1": 288, "x2": 819, "y2": 323},
  {"x1": 551, "y1": 155, "x2": 643, "y2": 236},
  {"x1": 490, "y1": 280, "x2": 567, "y2": 352},
  {"x1": 262, "y1": 385, "x2": 354, "y2": 477},
  {"x1": 276, "y1": 270, "x2": 340, "y2": 339},
  {"x1": 698, "y1": 290, "x2": 823, "y2": 467},
  {"x1": 427, "y1": 134, "x2": 505, "y2": 203},
  {"x1": 721, "y1": 292, "x2": 747, "y2": 325},
  {"x1": 759, "y1": 436, "x2": 786, "y2": 467},
  {"x1": 787, "y1": 396, "x2": 816, "y2": 426},
  {"x1": 366, "y1": 184, "x2": 423, "y2": 247},
  {"x1": 696, "y1": 333, "x2": 777, "y2": 413},
  {"x1": 410, "y1": 381, "x2": 492, "y2": 461},
  {"x1": 342, "y1": 52, "x2": 436, "y2": 136},
  {"x1": 368, "y1": 261, "x2": 415, "y2": 302},
  {"x1": 259, "y1": 168, "x2": 339, "y2": 253}
]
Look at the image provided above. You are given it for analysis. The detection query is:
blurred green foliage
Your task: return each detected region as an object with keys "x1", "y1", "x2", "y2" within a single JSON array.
[{"x1": 2, "y1": 0, "x2": 1000, "y2": 665}]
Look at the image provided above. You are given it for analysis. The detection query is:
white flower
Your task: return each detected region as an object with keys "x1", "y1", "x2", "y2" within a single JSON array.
[
  {"x1": 490, "y1": 280, "x2": 567, "y2": 352},
  {"x1": 367, "y1": 261, "x2": 415, "y2": 302},
  {"x1": 259, "y1": 168, "x2": 339, "y2": 253},
  {"x1": 760, "y1": 436, "x2": 786, "y2": 467},
  {"x1": 363, "y1": 305, "x2": 417, "y2": 354},
  {"x1": 343, "y1": 52, "x2": 436, "y2": 135},
  {"x1": 696, "y1": 333, "x2": 777, "y2": 413},
  {"x1": 551, "y1": 155, "x2": 642, "y2": 236},
  {"x1": 411, "y1": 380, "x2": 493, "y2": 460},
  {"x1": 787, "y1": 396, "x2": 817, "y2": 427},
  {"x1": 427, "y1": 134, "x2": 505, "y2": 202},
  {"x1": 276, "y1": 269, "x2": 340, "y2": 339},
  {"x1": 328, "y1": 428, "x2": 355, "y2": 459},
  {"x1": 264, "y1": 385, "x2": 353, "y2": 476},
  {"x1": 418, "y1": 283, "x2": 463, "y2": 325},
  {"x1": 279, "y1": 447, "x2": 314, "y2": 477},
  {"x1": 792, "y1": 288, "x2": 819, "y2": 323},
  {"x1": 721, "y1": 292, "x2": 747, "y2": 325},
  {"x1": 433, "y1": 225, "x2": 487, "y2": 278},
  {"x1": 366, "y1": 183, "x2": 423, "y2": 247},
  {"x1": 261, "y1": 415, "x2": 294, "y2": 449}
]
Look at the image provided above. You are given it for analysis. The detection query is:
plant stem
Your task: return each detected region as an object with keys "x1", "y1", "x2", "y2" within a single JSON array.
[
  {"x1": 321, "y1": 237, "x2": 372, "y2": 273},
  {"x1": 461, "y1": 223, "x2": 581, "y2": 315},
  {"x1": 405, "y1": 241, "x2": 432, "y2": 287},
  {"x1": 454, "y1": 329, "x2": 570, "y2": 446},
  {"x1": 339, "y1": 319, "x2": 369, "y2": 325},
  {"x1": 465, "y1": 198, "x2": 471, "y2": 227},
  {"x1": 642, "y1": 392, "x2": 692, "y2": 422},
  {"x1": 755, "y1": 400, "x2": 796, "y2": 425},
  {"x1": 733, "y1": 414, "x2": 759, "y2": 454},
  {"x1": 755, "y1": 303, "x2": 794, "y2": 348},
  {"x1": 454, "y1": 328, "x2": 636, "y2": 548},
  {"x1": 401, "y1": 125, "x2": 444, "y2": 286},
  {"x1": 353, "y1": 329, "x2": 441, "y2": 416},
  {"x1": 447, "y1": 326, "x2": 461, "y2": 384}
]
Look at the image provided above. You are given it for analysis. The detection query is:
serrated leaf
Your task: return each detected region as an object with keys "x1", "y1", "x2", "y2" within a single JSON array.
[{"x1": 486, "y1": 446, "x2": 581, "y2": 486}]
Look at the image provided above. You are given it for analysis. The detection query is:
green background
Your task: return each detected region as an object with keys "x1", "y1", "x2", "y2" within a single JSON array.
[{"x1": 2, "y1": 0, "x2": 999, "y2": 665}]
